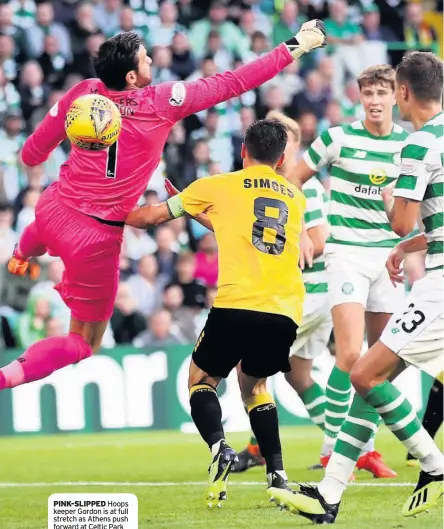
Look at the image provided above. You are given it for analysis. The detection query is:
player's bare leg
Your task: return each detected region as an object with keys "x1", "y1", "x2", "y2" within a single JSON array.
[
  {"x1": 0, "y1": 317, "x2": 107, "y2": 390},
  {"x1": 8, "y1": 221, "x2": 46, "y2": 276},
  {"x1": 188, "y1": 360, "x2": 237, "y2": 508}
]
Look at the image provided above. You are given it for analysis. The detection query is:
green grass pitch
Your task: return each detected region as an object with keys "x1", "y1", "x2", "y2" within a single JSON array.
[{"x1": 0, "y1": 426, "x2": 441, "y2": 528}]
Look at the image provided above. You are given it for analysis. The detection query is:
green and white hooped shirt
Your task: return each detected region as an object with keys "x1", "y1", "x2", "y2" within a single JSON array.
[
  {"x1": 304, "y1": 121, "x2": 409, "y2": 249},
  {"x1": 394, "y1": 112, "x2": 444, "y2": 273}
]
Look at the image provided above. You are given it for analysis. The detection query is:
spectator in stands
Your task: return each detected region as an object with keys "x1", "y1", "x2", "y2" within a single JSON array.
[
  {"x1": 172, "y1": 252, "x2": 206, "y2": 309},
  {"x1": 325, "y1": 0, "x2": 363, "y2": 97},
  {"x1": 362, "y1": 4, "x2": 396, "y2": 43},
  {"x1": 194, "y1": 232, "x2": 218, "y2": 287},
  {"x1": 155, "y1": 225, "x2": 179, "y2": 283},
  {"x1": 68, "y1": 2, "x2": 100, "y2": 57},
  {"x1": 0, "y1": 203, "x2": 17, "y2": 265},
  {"x1": 164, "y1": 121, "x2": 188, "y2": 186},
  {"x1": 299, "y1": 111, "x2": 318, "y2": 151},
  {"x1": 189, "y1": 1, "x2": 246, "y2": 58},
  {"x1": 45, "y1": 317, "x2": 65, "y2": 338},
  {"x1": 69, "y1": 32, "x2": 105, "y2": 80},
  {"x1": 176, "y1": 0, "x2": 204, "y2": 28},
  {"x1": 246, "y1": 30, "x2": 269, "y2": 61},
  {"x1": 0, "y1": 64, "x2": 21, "y2": 123},
  {"x1": 127, "y1": 254, "x2": 163, "y2": 317},
  {"x1": 318, "y1": 99, "x2": 344, "y2": 133},
  {"x1": 0, "y1": 3, "x2": 27, "y2": 61},
  {"x1": 231, "y1": 106, "x2": 256, "y2": 170},
  {"x1": 186, "y1": 55, "x2": 217, "y2": 82},
  {"x1": 181, "y1": 139, "x2": 211, "y2": 187},
  {"x1": 170, "y1": 32, "x2": 196, "y2": 81},
  {"x1": 404, "y1": 2, "x2": 438, "y2": 51},
  {"x1": 123, "y1": 225, "x2": 156, "y2": 263},
  {"x1": 256, "y1": 85, "x2": 287, "y2": 119},
  {"x1": 16, "y1": 187, "x2": 39, "y2": 235},
  {"x1": 17, "y1": 294, "x2": 51, "y2": 348},
  {"x1": 290, "y1": 69, "x2": 330, "y2": 119},
  {"x1": 116, "y1": 6, "x2": 150, "y2": 44},
  {"x1": 161, "y1": 283, "x2": 198, "y2": 342},
  {"x1": 94, "y1": 0, "x2": 122, "y2": 36},
  {"x1": 169, "y1": 216, "x2": 189, "y2": 252},
  {"x1": 0, "y1": 34, "x2": 19, "y2": 84},
  {"x1": 10, "y1": 0, "x2": 36, "y2": 30},
  {"x1": 26, "y1": 2, "x2": 72, "y2": 61},
  {"x1": 111, "y1": 281, "x2": 146, "y2": 344},
  {"x1": 19, "y1": 60, "x2": 48, "y2": 123},
  {"x1": 272, "y1": 0, "x2": 306, "y2": 48},
  {"x1": 151, "y1": 46, "x2": 178, "y2": 85},
  {"x1": 38, "y1": 35, "x2": 67, "y2": 90},
  {"x1": 13, "y1": 163, "x2": 47, "y2": 219},
  {"x1": 150, "y1": 1, "x2": 185, "y2": 47},
  {"x1": 119, "y1": 239, "x2": 133, "y2": 282},
  {"x1": 318, "y1": 56, "x2": 334, "y2": 88},
  {"x1": 205, "y1": 30, "x2": 232, "y2": 72},
  {"x1": 0, "y1": 108, "x2": 26, "y2": 203},
  {"x1": 29, "y1": 259, "x2": 70, "y2": 332},
  {"x1": 341, "y1": 79, "x2": 365, "y2": 121},
  {"x1": 194, "y1": 285, "x2": 218, "y2": 335},
  {"x1": 133, "y1": 308, "x2": 186, "y2": 348}
]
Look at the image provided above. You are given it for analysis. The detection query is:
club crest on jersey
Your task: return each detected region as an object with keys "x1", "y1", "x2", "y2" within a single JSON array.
[
  {"x1": 369, "y1": 168, "x2": 387, "y2": 185},
  {"x1": 342, "y1": 282, "x2": 354, "y2": 295},
  {"x1": 169, "y1": 83, "x2": 186, "y2": 106}
]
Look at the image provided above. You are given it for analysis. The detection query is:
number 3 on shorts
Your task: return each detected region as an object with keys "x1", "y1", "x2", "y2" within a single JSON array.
[
  {"x1": 106, "y1": 141, "x2": 118, "y2": 179},
  {"x1": 252, "y1": 197, "x2": 288, "y2": 255},
  {"x1": 395, "y1": 303, "x2": 426, "y2": 334}
]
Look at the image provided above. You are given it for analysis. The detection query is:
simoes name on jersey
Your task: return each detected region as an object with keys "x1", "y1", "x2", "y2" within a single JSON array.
[{"x1": 169, "y1": 83, "x2": 186, "y2": 106}]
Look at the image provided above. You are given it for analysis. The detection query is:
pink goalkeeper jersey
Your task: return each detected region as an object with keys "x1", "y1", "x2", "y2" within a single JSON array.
[{"x1": 21, "y1": 44, "x2": 293, "y2": 222}]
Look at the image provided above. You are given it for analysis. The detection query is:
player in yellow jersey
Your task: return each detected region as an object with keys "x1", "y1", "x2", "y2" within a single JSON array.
[{"x1": 126, "y1": 119, "x2": 306, "y2": 509}]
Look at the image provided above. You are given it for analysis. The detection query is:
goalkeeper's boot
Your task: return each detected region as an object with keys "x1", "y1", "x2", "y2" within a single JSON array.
[
  {"x1": 232, "y1": 444, "x2": 265, "y2": 473},
  {"x1": 402, "y1": 470, "x2": 443, "y2": 517},
  {"x1": 266, "y1": 470, "x2": 298, "y2": 511},
  {"x1": 280, "y1": 484, "x2": 340, "y2": 524},
  {"x1": 356, "y1": 451, "x2": 397, "y2": 478},
  {"x1": 7, "y1": 245, "x2": 30, "y2": 276},
  {"x1": 205, "y1": 441, "x2": 238, "y2": 509}
]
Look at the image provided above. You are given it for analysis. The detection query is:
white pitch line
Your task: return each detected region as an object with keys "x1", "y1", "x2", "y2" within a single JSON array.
[{"x1": 0, "y1": 481, "x2": 415, "y2": 488}]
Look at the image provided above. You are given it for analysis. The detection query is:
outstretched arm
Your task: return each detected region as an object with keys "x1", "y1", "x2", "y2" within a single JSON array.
[
  {"x1": 21, "y1": 80, "x2": 88, "y2": 166},
  {"x1": 155, "y1": 20, "x2": 326, "y2": 123}
]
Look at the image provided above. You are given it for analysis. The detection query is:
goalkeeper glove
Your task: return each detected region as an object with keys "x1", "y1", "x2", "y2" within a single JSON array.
[{"x1": 285, "y1": 19, "x2": 327, "y2": 60}]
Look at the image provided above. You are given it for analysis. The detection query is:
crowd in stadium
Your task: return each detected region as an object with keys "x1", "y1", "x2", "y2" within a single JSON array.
[{"x1": 0, "y1": 0, "x2": 441, "y2": 350}]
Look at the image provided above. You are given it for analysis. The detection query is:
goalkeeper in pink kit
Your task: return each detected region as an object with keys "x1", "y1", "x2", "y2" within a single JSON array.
[{"x1": 2, "y1": 24, "x2": 325, "y2": 391}]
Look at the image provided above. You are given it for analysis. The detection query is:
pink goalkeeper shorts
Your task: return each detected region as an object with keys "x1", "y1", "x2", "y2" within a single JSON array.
[{"x1": 35, "y1": 184, "x2": 123, "y2": 322}]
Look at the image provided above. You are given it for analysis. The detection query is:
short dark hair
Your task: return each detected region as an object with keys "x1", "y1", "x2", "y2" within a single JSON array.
[
  {"x1": 244, "y1": 119, "x2": 288, "y2": 165},
  {"x1": 92, "y1": 32, "x2": 141, "y2": 90},
  {"x1": 396, "y1": 52, "x2": 443, "y2": 102}
]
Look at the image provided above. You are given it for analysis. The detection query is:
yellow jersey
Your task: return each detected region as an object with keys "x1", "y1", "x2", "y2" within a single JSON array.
[{"x1": 178, "y1": 165, "x2": 306, "y2": 323}]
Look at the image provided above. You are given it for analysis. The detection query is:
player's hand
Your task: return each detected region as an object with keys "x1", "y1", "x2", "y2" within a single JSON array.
[
  {"x1": 286, "y1": 20, "x2": 326, "y2": 59},
  {"x1": 299, "y1": 227, "x2": 314, "y2": 270},
  {"x1": 386, "y1": 244, "x2": 405, "y2": 287},
  {"x1": 165, "y1": 178, "x2": 179, "y2": 197}
]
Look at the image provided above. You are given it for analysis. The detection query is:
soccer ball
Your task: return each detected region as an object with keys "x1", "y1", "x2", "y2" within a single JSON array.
[{"x1": 65, "y1": 94, "x2": 122, "y2": 151}]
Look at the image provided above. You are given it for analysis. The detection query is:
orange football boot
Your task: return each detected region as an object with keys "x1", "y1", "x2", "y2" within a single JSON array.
[{"x1": 356, "y1": 451, "x2": 397, "y2": 478}]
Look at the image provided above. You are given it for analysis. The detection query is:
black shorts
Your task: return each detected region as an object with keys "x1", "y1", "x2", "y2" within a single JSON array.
[{"x1": 192, "y1": 307, "x2": 298, "y2": 379}]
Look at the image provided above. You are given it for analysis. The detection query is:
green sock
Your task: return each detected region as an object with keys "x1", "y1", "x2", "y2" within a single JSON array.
[
  {"x1": 249, "y1": 435, "x2": 258, "y2": 446},
  {"x1": 301, "y1": 382, "x2": 326, "y2": 430},
  {"x1": 324, "y1": 365, "x2": 351, "y2": 447},
  {"x1": 365, "y1": 381, "x2": 442, "y2": 465},
  {"x1": 334, "y1": 393, "x2": 379, "y2": 462}
]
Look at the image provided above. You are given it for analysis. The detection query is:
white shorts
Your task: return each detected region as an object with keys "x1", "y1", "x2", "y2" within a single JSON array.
[
  {"x1": 325, "y1": 244, "x2": 405, "y2": 313},
  {"x1": 290, "y1": 294, "x2": 332, "y2": 360},
  {"x1": 380, "y1": 270, "x2": 444, "y2": 378}
]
